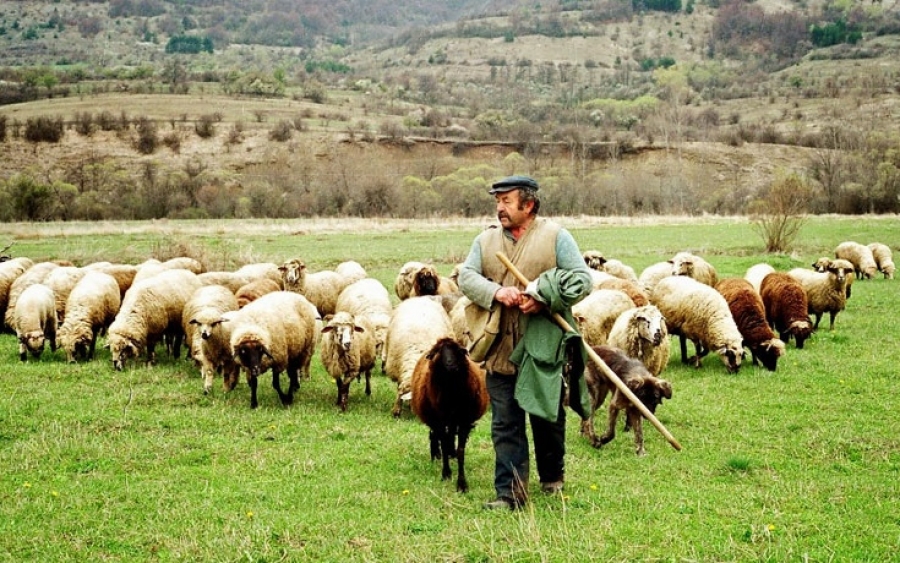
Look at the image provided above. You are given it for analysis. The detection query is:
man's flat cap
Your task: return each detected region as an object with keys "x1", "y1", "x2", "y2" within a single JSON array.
[{"x1": 489, "y1": 175, "x2": 539, "y2": 195}]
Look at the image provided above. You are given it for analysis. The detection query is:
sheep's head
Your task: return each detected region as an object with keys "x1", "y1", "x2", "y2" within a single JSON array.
[
  {"x1": 279, "y1": 259, "x2": 306, "y2": 288},
  {"x1": 322, "y1": 312, "x2": 364, "y2": 353},
  {"x1": 633, "y1": 306, "x2": 666, "y2": 346},
  {"x1": 413, "y1": 266, "x2": 440, "y2": 296},
  {"x1": 752, "y1": 338, "x2": 786, "y2": 372},
  {"x1": 812, "y1": 257, "x2": 832, "y2": 272},
  {"x1": 716, "y1": 342, "x2": 744, "y2": 374},
  {"x1": 884, "y1": 262, "x2": 896, "y2": 279},
  {"x1": 107, "y1": 335, "x2": 140, "y2": 371},
  {"x1": 19, "y1": 331, "x2": 46, "y2": 357},
  {"x1": 827, "y1": 260, "x2": 854, "y2": 286},
  {"x1": 670, "y1": 253, "x2": 695, "y2": 277},
  {"x1": 232, "y1": 333, "x2": 274, "y2": 377},
  {"x1": 582, "y1": 250, "x2": 606, "y2": 271},
  {"x1": 789, "y1": 319, "x2": 813, "y2": 349}
]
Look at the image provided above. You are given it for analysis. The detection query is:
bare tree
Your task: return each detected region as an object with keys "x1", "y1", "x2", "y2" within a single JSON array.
[{"x1": 750, "y1": 172, "x2": 811, "y2": 253}]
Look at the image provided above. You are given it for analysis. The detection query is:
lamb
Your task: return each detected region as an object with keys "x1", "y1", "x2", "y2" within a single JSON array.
[
  {"x1": 788, "y1": 261, "x2": 852, "y2": 331},
  {"x1": 744, "y1": 263, "x2": 776, "y2": 294},
  {"x1": 188, "y1": 308, "x2": 241, "y2": 395},
  {"x1": 606, "y1": 305, "x2": 670, "y2": 377},
  {"x1": 581, "y1": 345, "x2": 672, "y2": 456},
  {"x1": 57, "y1": 271, "x2": 122, "y2": 363},
  {"x1": 383, "y1": 296, "x2": 455, "y2": 417},
  {"x1": 235, "y1": 278, "x2": 281, "y2": 309},
  {"x1": 602, "y1": 259, "x2": 639, "y2": 282},
  {"x1": 867, "y1": 242, "x2": 895, "y2": 279},
  {"x1": 758, "y1": 272, "x2": 813, "y2": 349},
  {"x1": 715, "y1": 278, "x2": 785, "y2": 371},
  {"x1": 227, "y1": 291, "x2": 318, "y2": 409},
  {"x1": 43, "y1": 266, "x2": 87, "y2": 324},
  {"x1": 334, "y1": 277, "x2": 393, "y2": 362},
  {"x1": 181, "y1": 284, "x2": 239, "y2": 372},
  {"x1": 106, "y1": 269, "x2": 202, "y2": 370},
  {"x1": 4, "y1": 261, "x2": 59, "y2": 331},
  {"x1": 320, "y1": 311, "x2": 377, "y2": 411},
  {"x1": 12, "y1": 283, "x2": 57, "y2": 361},
  {"x1": 670, "y1": 251, "x2": 719, "y2": 287},
  {"x1": 572, "y1": 289, "x2": 636, "y2": 348},
  {"x1": 582, "y1": 250, "x2": 607, "y2": 270},
  {"x1": 650, "y1": 275, "x2": 744, "y2": 373},
  {"x1": 0, "y1": 257, "x2": 34, "y2": 327},
  {"x1": 638, "y1": 261, "x2": 673, "y2": 295},
  {"x1": 410, "y1": 337, "x2": 488, "y2": 492},
  {"x1": 835, "y1": 241, "x2": 878, "y2": 280}
]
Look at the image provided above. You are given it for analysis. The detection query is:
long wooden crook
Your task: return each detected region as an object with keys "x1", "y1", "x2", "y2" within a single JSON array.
[{"x1": 496, "y1": 251, "x2": 682, "y2": 451}]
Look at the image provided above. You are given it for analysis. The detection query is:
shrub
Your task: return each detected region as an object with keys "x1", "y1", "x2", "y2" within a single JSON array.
[
  {"x1": 162, "y1": 131, "x2": 182, "y2": 153},
  {"x1": 24, "y1": 115, "x2": 64, "y2": 143},
  {"x1": 750, "y1": 173, "x2": 810, "y2": 253},
  {"x1": 194, "y1": 114, "x2": 217, "y2": 139},
  {"x1": 0, "y1": 115, "x2": 6, "y2": 142},
  {"x1": 74, "y1": 111, "x2": 95, "y2": 137},
  {"x1": 268, "y1": 120, "x2": 293, "y2": 142},
  {"x1": 134, "y1": 117, "x2": 159, "y2": 154}
]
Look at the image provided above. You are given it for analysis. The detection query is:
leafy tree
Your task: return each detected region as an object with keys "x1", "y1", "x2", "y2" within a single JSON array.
[{"x1": 5, "y1": 175, "x2": 53, "y2": 221}]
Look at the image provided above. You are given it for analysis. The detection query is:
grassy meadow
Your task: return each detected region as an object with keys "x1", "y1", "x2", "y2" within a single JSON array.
[{"x1": 1, "y1": 215, "x2": 899, "y2": 562}]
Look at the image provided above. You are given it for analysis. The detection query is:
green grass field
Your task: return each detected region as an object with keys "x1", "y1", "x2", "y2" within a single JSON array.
[{"x1": 1, "y1": 216, "x2": 898, "y2": 562}]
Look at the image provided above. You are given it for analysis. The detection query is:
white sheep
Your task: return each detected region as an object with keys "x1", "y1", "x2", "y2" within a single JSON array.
[
  {"x1": 744, "y1": 263, "x2": 776, "y2": 294},
  {"x1": 106, "y1": 269, "x2": 202, "y2": 370},
  {"x1": 44, "y1": 266, "x2": 87, "y2": 324},
  {"x1": 197, "y1": 270, "x2": 253, "y2": 293},
  {"x1": 13, "y1": 283, "x2": 57, "y2": 361},
  {"x1": 162, "y1": 256, "x2": 204, "y2": 274},
  {"x1": 280, "y1": 258, "x2": 352, "y2": 317},
  {"x1": 235, "y1": 278, "x2": 281, "y2": 309},
  {"x1": 0, "y1": 257, "x2": 34, "y2": 325},
  {"x1": 188, "y1": 308, "x2": 241, "y2": 395},
  {"x1": 320, "y1": 311, "x2": 377, "y2": 411},
  {"x1": 602, "y1": 258, "x2": 639, "y2": 282},
  {"x1": 57, "y1": 271, "x2": 121, "y2": 363},
  {"x1": 227, "y1": 291, "x2": 318, "y2": 409},
  {"x1": 233, "y1": 262, "x2": 284, "y2": 288},
  {"x1": 670, "y1": 251, "x2": 719, "y2": 287},
  {"x1": 606, "y1": 304, "x2": 670, "y2": 377},
  {"x1": 650, "y1": 275, "x2": 744, "y2": 373},
  {"x1": 4, "y1": 261, "x2": 59, "y2": 331},
  {"x1": 334, "y1": 277, "x2": 393, "y2": 363},
  {"x1": 394, "y1": 261, "x2": 449, "y2": 299},
  {"x1": 638, "y1": 261, "x2": 673, "y2": 295},
  {"x1": 335, "y1": 260, "x2": 367, "y2": 285},
  {"x1": 788, "y1": 261, "x2": 852, "y2": 331},
  {"x1": 181, "y1": 284, "x2": 239, "y2": 371},
  {"x1": 383, "y1": 296, "x2": 455, "y2": 417},
  {"x1": 572, "y1": 289, "x2": 636, "y2": 348},
  {"x1": 867, "y1": 242, "x2": 895, "y2": 279},
  {"x1": 90, "y1": 263, "x2": 139, "y2": 299},
  {"x1": 835, "y1": 241, "x2": 878, "y2": 280}
]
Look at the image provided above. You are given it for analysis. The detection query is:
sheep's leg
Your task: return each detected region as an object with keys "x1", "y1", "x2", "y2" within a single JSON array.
[
  {"x1": 829, "y1": 311, "x2": 837, "y2": 331},
  {"x1": 439, "y1": 428, "x2": 455, "y2": 483},
  {"x1": 456, "y1": 424, "x2": 474, "y2": 493},
  {"x1": 88, "y1": 332, "x2": 98, "y2": 360},
  {"x1": 627, "y1": 409, "x2": 646, "y2": 456},
  {"x1": 678, "y1": 335, "x2": 690, "y2": 364},
  {"x1": 170, "y1": 332, "x2": 183, "y2": 359},
  {"x1": 391, "y1": 392, "x2": 404, "y2": 418},
  {"x1": 428, "y1": 429, "x2": 441, "y2": 461},
  {"x1": 812, "y1": 313, "x2": 822, "y2": 330},
  {"x1": 599, "y1": 404, "x2": 619, "y2": 446},
  {"x1": 248, "y1": 374, "x2": 259, "y2": 409},
  {"x1": 364, "y1": 368, "x2": 372, "y2": 396},
  {"x1": 272, "y1": 369, "x2": 293, "y2": 406},
  {"x1": 337, "y1": 375, "x2": 352, "y2": 411}
]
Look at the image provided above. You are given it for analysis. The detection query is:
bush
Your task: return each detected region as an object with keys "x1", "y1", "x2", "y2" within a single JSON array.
[
  {"x1": 24, "y1": 115, "x2": 64, "y2": 143},
  {"x1": 268, "y1": 120, "x2": 293, "y2": 142},
  {"x1": 0, "y1": 115, "x2": 6, "y2": 142},
  {"x1": 74, "y1": 111, "x2": 96, "y2": 137},
  {"x1": 194, "y1": 114, "x2": 217, "y2": 139},
  {"x1": 162, "y1": 131, "x2": 182, "y2": 153},
  {"x1": 750, "y1": 173, "x2": 811, "y2": 252},
  {"x1": 134, "y1": 117, "x2": 159, "y2": 154}
]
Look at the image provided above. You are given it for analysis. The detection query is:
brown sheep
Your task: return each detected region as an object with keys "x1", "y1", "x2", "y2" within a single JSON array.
[
  {"x1": 410, "y1": 337, "x2": 488, "y2": 493},
  {"x1": 235, "y1": 278, "x2": 281, "y2": 309},
  {"x1": 759, "y1": 272, "x2": 813, "y2": 349},
  {"x1": 715, "y1": 278, "x2": 785, "y2": 371},
  {"x1": 582, "y1": 345, "x2": 672, "y2": 456}
]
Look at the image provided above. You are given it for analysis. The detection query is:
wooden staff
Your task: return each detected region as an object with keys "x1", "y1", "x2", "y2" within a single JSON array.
[{"x1": 496, "y1": 251, "x2": 682, "y2": 452}]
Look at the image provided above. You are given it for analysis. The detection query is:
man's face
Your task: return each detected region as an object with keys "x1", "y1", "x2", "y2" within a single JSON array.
[{"x1": 495, "y1": 189, "x2": 532, "y2": 229}]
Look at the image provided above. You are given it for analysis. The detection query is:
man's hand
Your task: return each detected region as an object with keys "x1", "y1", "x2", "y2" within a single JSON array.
[
  {"x1": 518, "y1": 295, "x2": 545, "y2": 315},
  {"x1": 494, "y1": 286, "x2": 523, "y2": 307}
]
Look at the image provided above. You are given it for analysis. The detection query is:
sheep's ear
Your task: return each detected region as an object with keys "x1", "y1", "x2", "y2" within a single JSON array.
[
  {"x1": 658, "y1": 379, "x2": 673, "y2": 399},
  {"x1": 353, "y1": 325, "x2": 365, "y2": 333},
  {"x1": 321, "y1": 325, "x2": 334, "y2": 334}
]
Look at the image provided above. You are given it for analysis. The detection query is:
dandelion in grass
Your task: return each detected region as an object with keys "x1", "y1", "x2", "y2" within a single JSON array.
[
  {"x1": 590, "y1": 484, "x2": 598, "y2": 491},
  {"x1": 767, "y1": 524, "x2": 776, "y2": 532},
  {"x1": 23, "y1": 482, "x2": 31, "y2": 488},
  {"x1": 246, "y1": 511, "x2": 254, "y2": 519},
  {"x1": 51, "y1": 491, "x2": 59, "y2": 497},
  {"x1": 402, "y1": 490, "x2": 410, "y2": 495}
]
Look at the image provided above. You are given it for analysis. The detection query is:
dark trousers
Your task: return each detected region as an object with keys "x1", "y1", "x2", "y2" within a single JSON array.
[{"x1": 486, "y1": 372, "x2": 566, "y2": 501}]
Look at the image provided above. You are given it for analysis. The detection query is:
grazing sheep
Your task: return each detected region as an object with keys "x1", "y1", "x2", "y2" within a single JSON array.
[
  {"x1": 606, "y1": 305, "x2": 670, "y2": 377},
  {"x1": 335, "y1": 278, "x2": 393, "y2": 362},
  {"x1": 227, "y1": 291, "x2": 318, "y2": 409},
  {"x1": 91, "y1": 263, "x2": 139, "y2": 299},
  {"x1": 57, "y1": 272, "x2": 122, "y2": 363},
  {"x1": 12, "y1": 283, "x2": 57, "y2": 361},
  {"x1": 651, "y1": 275, "x2": 744, "y2": 373},
  {"x1": 715, "y1": 278, "x2": 785, "y2": 371},
  {"x1": 162, "y1": 256, "x2": 204, "y2": 274},
  {"x1": 582, "y1": 250, "x2": 607, "y2": 270},
  {"x1": 44, "y1": 266, "x2": 87, "y2": 324},
  {"x1": 235, "y1": 278, "x2": 281, "y2": 309},
  {"x1": 181, "y1": 285, "x2": 239, "y2": 371},
  {"x1": 233, "y1": 262, "x2": 284, "y2": 288},
  {"x1": 744, "y1": 263, "x2": 776, "y2": 294},
  {"x1": 4, "y1": 261, "x2": 59, "y2": 331},
  {"x1": 867, "y1": 242, "x2": 895, "y2": 279},
  {"x1": 835, "y1": 241, "x2": 878, "y2": 280},
  {"x1": 759, "y1": 272, "x2": 813, "y2": 349},
  {"x1": 670, "y1": 251, "x2": 719, "y2": 287},
  {"x1": 320, "y1": 312, "x2": 377, "y2": 411},
  {"x1": 197, "y1": 270, "x2": 253, "y2": 293},
  {"x1": 582, "y1": 345, "x2": 672, "y2": 456},
  {"x1": 189, "y1": 309, "x2": 241, "y2": 395},
  {"x1": 788, "y1": 261, "x2": 852, "y2": 331},
  {"x1": 572, "y1": 289, "x2": 636, "y2": 348},
  {"x1": 595, "y1": 277, "x2": 649, "y2": 307},
  {"x1": 0, "y1": 257, "x2": 34, "y2": 328},
  {"x1": 638, "y1": 261, "x2": 673, "y2": 295},
  {"x1": 410, "y1": 337, "x2": 488, "y2": 492},
  {"x1": 335, "y1": 260, "x2": 367, "y2": 285},
  {"x1": 602, "y1": 259, "x2": 639, "y2": 282},
  {"x1": 384, "y1": 296, "x2": 455, "y2": 417},
  {"x1": 106, "y1": 269, "x2": 202, "y2": 370}
]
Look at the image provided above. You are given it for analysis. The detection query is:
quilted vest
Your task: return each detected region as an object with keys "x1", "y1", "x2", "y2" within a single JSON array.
[{"x1": 478, "y1": 217, "x2": 561, "y2": 375}]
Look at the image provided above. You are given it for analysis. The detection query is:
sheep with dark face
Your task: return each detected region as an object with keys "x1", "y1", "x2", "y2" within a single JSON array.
[
  {"x1": 716, "y1": 278, "x2": 785, "y2": 371},
  {"x1": 759, "y1": 272, "x2": 813, "y2": 349},
  {"x1": 651, "y1": 275, "x2": 744, "y2": 373},
  {"x1": 582, "y1": 345, "x2": 672, "y2": 456},
  {"x1": 410, "y1": 337, "x2": 488, "y2": 492},
  {"x1": 227, "y1": 291, "x2": 317, "y2": 409},
  {"x1": 394, "y1": 261, "x2": 449, "y2": 299}
]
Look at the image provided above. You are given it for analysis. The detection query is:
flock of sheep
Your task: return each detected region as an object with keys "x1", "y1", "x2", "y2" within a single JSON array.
[{"x1": 0, "y1": 237, "x2": 894, "y2": 490}]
